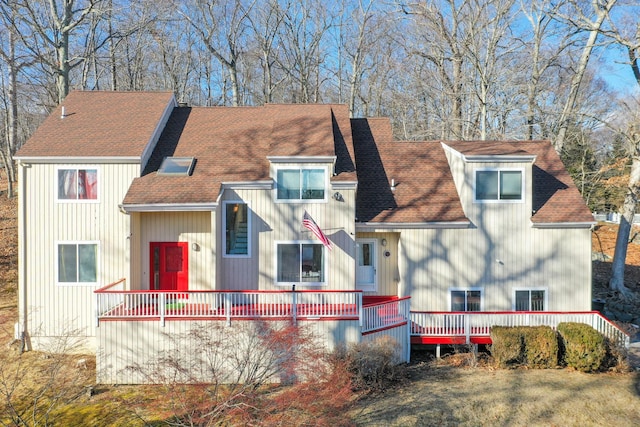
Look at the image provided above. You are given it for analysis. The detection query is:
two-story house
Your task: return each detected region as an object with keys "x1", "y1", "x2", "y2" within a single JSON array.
[{"x1": 15, "y1": 91, "x2": 623, "y2": 384}]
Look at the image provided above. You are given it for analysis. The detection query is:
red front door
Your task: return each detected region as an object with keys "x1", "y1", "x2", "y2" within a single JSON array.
[{"x1": 150, "y1": 242, "x2": 189, "y2": 291}]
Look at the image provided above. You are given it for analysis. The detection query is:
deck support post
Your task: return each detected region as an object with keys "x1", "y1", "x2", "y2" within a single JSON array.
[{"x1": 436, "y1": 344, "x2": 441, "y2": 359}]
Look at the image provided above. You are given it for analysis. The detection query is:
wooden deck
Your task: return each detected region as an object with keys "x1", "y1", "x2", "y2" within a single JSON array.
[
  {"x1": 94, "y1": 280, "x2": 630, "y2": 349},
  {"x1": 101, "y1": 302, "x2": 360, "y2": 320}
]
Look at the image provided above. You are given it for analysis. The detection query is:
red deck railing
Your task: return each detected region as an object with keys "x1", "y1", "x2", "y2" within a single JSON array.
[
  {"x1": 95, "y1": 279, "x2": 364, "y2": 327},
  {"x1": 410, "y1": 311, "x2": 631, "y2": 348}
]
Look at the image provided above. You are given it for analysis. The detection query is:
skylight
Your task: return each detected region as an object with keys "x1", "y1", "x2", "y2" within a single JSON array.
[{"x1": 157, "y1": 157, "x2": 195, "y2": 176}]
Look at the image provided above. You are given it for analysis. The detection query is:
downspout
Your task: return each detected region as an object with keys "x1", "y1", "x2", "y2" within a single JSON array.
[{"x1": 17, "y1": 161, "x2": 29, "y2": 351}]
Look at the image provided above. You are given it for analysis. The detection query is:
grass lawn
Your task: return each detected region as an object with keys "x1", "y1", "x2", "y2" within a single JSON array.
[{"x1": 350, "y1": 353, "x2": 640, "y2": 426}]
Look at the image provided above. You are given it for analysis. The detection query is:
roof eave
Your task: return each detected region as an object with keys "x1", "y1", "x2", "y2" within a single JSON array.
[
  {"x1": 120, "y1": 203, "x2": 217, "y2": 213},
  {"x1": 356, "y1": 221, "x2": 471, "y2": 230},
  {"x1": 267, "y1": 156, "x2": 337, "y2": 164},
  {"x1": 463, "y1": 154, "x2": 537, "y2": 163},
  {"x1": 531, "y1": 221, "x2": 596, "y2": 229},
  {"x1": 15, "y1": 156, "x2": 141, "y2": 164}
]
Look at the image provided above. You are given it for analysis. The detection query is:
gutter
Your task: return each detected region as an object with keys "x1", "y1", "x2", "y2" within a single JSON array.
[
  {"x1": 531, "y1": 221, "x2": 596, "y2": 229},
  {"x1": 356, "y1": 221, "x2": 471, "y2": 231},
  {"x1": 120, "y1": 203, "x2": 218, "y2": 213},
  {"x1": 18, "y1": 161, "x2": 29, "y2": 350}
]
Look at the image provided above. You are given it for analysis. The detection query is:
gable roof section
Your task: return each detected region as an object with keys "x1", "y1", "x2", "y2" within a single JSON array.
[
  {"x1": 123, "y1": 104, "x2": 357, "y2": 207},
  {"x1": 16, "y1": 91, "x2": 175, "y2": 159},
  {"x1": 353, "y1": 118, "x2": 467, "y2": 224},
  {"x1": 445, "y1": 140, "x2": 594, "y2": 225}
]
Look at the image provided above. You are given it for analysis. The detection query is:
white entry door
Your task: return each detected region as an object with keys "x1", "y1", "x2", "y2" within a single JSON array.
[{"x1": 356, "y1": 239, "x2": 376, "y2": 291}]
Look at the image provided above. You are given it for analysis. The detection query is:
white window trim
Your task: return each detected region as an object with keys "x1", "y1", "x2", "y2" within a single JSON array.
[
  {"x1": 448, "y1": 287, "x2": 484, "y2": 311},
  {"x1": 512, "y1": 287, "x2": 548, "y2": 311},
  {"x1": 222, "y1": 200, "x2": 251, "y2": 258},
  {"x1": 55, "y1": 240, "x2": 100, "y2": 286},
  {"x1": 473, "y1": 167, "x2": 524, "y2": 204},
  {"x1": 274, "y1": 166, "x2": 329, "y2": 204},
  {"x1": 356, "y1": 238, "x2": 378, "y2": 292},
  {"x1": 55, "y1": 166, "x2": 100, "y2": 203},
  {"x1": 274, "y1": 240, "x2": 327, "y2": 287}
]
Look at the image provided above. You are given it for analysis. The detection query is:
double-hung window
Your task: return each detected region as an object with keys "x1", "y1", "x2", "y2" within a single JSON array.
[
  {"x1": 276, "y1": 168, "x2": 325, "y2": 201},
  {"x1": 276, "y1": 242, "x2": 325, "y2": 285},
  {"x1": 515, "y1": 289, "x2": 546, "y2": 311},
  {"x1": 475, "y1": 169, "x2": 522, "y2": 201},
  {"x1": 224, "y1": 202, "x2": 250, "y2": 257},
  {"x1": 450, "y1": 289, "x2": 482, "y2": 311},
  {"x1": 57, "y1": 242, "x2": 98, "y2": 285},
  {"x1": 57, "y1": 168, "x2": 98, "y2": 201}
]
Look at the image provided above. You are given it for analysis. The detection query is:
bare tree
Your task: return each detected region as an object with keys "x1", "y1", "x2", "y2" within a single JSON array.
[
  {"x1": 0, "y1": 1, "x2": 36, "y2": 198},
  {"x1": 277, "y1": 0, "x2": 334, "y2": 103},
  {"x1": 603, "y1": 9, "x2": 640, "y2": 296},
  {"x1": 177, "y1": 0, "x2": 254, "y2": 107},
  {"x1": 402, "y1": 0, "x2": 472, "y2": 139},
  {"x1": 12, "y1": 0, "x2": 104, "y2": 104},
  {"x1": 519, "y1": 0, "x2": 577, "y2": 140},
  {"x1": 551, "y1": 0, "x2": 617, "y2": 153},
  {"x1": 464, "y1": 0, "x2": 517, "y2": 140}
]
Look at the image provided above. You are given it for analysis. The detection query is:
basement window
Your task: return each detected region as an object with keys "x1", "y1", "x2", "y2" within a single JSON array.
[{"x1": 158, "y1": 157, "x2": 195, "y2": 176}]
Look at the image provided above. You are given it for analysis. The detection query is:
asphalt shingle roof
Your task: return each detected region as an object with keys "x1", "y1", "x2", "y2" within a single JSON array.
[
  {"x1": 19, "y1": 91, "x2": 592, "y2": 225},
  {"x1": 16, "y1": 91, "x2": 175, "y2": 158}
]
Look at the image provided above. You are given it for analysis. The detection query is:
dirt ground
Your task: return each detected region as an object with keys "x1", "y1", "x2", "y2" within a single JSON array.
[{"x1": 592, "y1": 223, "x2": 640, "y2": 297}]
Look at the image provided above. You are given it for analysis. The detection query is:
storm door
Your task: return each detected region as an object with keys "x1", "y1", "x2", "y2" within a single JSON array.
[{"x1": 356, "y1": 239, "x2": 377, "y2": 291}]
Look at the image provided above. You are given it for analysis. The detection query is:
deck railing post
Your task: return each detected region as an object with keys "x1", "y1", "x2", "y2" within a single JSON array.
[
  {"x1": 357, "y1": 292, "x2": 363, "y2": 328},
  {"x1": 292, "y1": 285, "x2": 297, "y2": 325},
  {"x1": 95, "y1": 292, "x2": 100, "y2": 327},
  {"x1": 225, "y1": 293, "x2": 232, "y2": 326},
  {"x1": 464, "y1": 314, "x2": 471, "y2": 344},
  {"x1": 159, "y1": 293, "x2": 166, "y2": 327}
]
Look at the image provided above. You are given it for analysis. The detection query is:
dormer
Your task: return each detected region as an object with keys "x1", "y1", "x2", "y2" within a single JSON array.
[{"x1": 442, "y1": 141, "x2": 537, "y2": 225}]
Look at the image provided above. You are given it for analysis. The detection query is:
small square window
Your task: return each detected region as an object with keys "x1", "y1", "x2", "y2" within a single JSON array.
[
  {"x1": 57, "y1": 169, "x2": 98, "y2": 200},
  {"x1": 475, "y1": 170, "x2": 522, "y2": 201},
  {"x1": 515, "y1": 290, "x2": 545, "y2": 311},
  {"x1": 276, "y1": 169, "x2": 325, "y2": 201},
  {"x1": 276, "y1": 242, "x2": 325, "y2": 284},
  {"x1": 58, "y1": 243, "x2": 98, "y2": 285},
  {"x1": 450, "y1": 289, "x2": 482, "y2": 311},
  {"x1": 158, "y1": 157, "x2": 195, "y2": 175}
]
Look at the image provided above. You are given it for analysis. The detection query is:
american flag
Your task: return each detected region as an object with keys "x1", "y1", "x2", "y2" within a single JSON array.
[{"x1": 303, "y1": 211, "x2": 332, "y2": 250}]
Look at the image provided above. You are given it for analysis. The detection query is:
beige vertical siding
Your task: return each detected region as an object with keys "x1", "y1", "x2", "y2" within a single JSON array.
[
  {"x1": 397, "y1": 150, "x2": 592, "y2": 312},
  {"x1": 399, "y1": 226, "x2": 591, "y2": 312},
  {"x1": 20, "y1": 162, "x2": 137, "y2": 350},
  {"x1": 135, "y1": 211, "x2": 213, "y2": 291},
  {"x1": 220, "y1": 182, "x2": 357, "y2": 291},
  {"x1": 96, "y1": 318, "x2": 361, "y2": 384}
]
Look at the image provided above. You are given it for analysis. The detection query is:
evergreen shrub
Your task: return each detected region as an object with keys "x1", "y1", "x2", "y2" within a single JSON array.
[
  {"x1": 523, "y1": 326, "x2": 558, "y2": 368},
  {"x1": 490, "y1": 326, "x2": 524, "y2": 367},
  {"x1": 557, "y1": 322, "x2": 606, "y2": 372}
]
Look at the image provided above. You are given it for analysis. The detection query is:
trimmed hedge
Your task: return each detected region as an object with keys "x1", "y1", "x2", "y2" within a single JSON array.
[
  {"x1": 490, "y1": 326, "x2": 524, "y2": 367},
  {"x1": 524, "y1": 326, "x2": 558, "y2": 368},
  {"x1": 490, "y1": 326, "x2": 558, "y2": 368},
  {"x1": 557, "y1": 322, "x2": 606, "y2": 372}
]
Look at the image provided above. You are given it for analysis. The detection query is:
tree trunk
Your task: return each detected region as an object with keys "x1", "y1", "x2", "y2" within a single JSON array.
[{"x1": 609, "y1": 156, "x2": 640, "y2": 296}]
